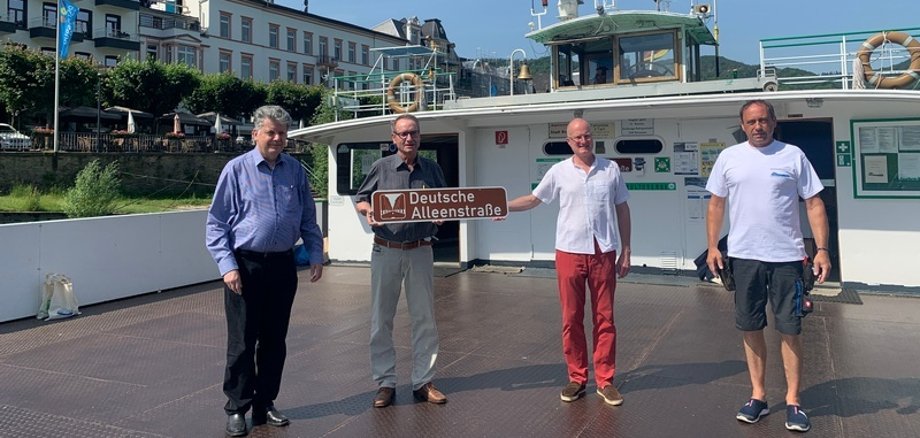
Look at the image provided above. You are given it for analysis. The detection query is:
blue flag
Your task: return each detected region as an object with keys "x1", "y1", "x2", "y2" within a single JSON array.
[{"x1": 57, "y1": 0, "x2": 79, "y2": 59}]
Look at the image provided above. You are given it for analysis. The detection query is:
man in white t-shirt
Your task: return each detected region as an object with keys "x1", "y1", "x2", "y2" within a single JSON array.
[
  {"x1": 507, "y1": 118, "x2": 632, "y2": 406},
  {"x1": 706, "y1": 100, "x2": 831, "y2": 433}
]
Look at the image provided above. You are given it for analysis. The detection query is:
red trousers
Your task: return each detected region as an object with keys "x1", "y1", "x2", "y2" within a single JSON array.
[{"x1": 555, "y1": 243, "x2": 617, "y2": 387}]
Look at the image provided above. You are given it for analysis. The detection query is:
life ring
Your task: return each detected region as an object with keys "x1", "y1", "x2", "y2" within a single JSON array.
[
  {"x1": 856, "y1": 31, "x2": 920, "y2": 89},
  {"x1": 386, "y1": 73, "x2": 424, "y2": 113}
]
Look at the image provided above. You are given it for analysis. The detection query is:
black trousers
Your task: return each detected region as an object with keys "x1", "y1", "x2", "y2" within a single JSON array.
[{"x1": 223, "y1": 250, "x2": 297, "y2": 415}]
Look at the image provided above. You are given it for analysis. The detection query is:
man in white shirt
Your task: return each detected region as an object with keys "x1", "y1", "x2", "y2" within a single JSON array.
[
  {"x1": 507, "y1": 118, "x2": 631, "y2": 406},
  {"x1": 706, "y1": 99, "x2": 831, "y2": 433}
]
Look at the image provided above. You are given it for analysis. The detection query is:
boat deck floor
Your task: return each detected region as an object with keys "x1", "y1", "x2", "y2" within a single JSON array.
[{"x1": 1, "y1": 266, "x2": 918, "y2": 437}]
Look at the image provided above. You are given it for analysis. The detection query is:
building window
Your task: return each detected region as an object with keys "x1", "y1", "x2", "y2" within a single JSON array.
[
  {"x1": 241, "y1": 54, "x2": 253, "y2": 79},
  {"x1": 40, "y1": 47, "x2": 55, "y2": 57},
  {"x1": 348, "y1": 42, "x2": 356, "y2": 63},
  {"x1": 287, "y1": 62, "x2": 297, "y2": 82},
  {"x1": 334, "y1": 39, "x2": 342, "y2": 60},
  {"x1": 105, "y1": 14, "x2": 121, "y2": 37},
  {"x1": 303, "y1": 32, "x2": 312, "y2": 55},
  {"x1": 269, "y1": 24, "x2": 279, "y2": 49},
  {"x1": 8, "y1": 0, "x2": 26, "y2": 28},
  {"x1": 286, "y1": 28, "x2": 296, "y2": 52},
  {"x1": 269, "y1": 59, "x2": 280, "y2": 81},
  {"x1": 219, "y1": 12, "x2": 231, "y2": 38},
  {"x1": 240, "y1": 17, "x2": 252, "y2": 43},
  {"x1": 104, "y1": 56, "x2": 118, "y2": 67},
  {"x1": 177, "y1": 45, "x2": 196, "y2": 68},
  {"x1": 42, "y1": 3, "x2": 56, "y2": 27},
  {"x1": 219, "y1": 51, "x2": 232, "y2": 73},
  {"x1": 146, "y1": 44, "x2": 157, "y2": 61},
  {"x1": 76, "y1": 10, "x2": 91, "y2": 37},
  {"x1": 302, "y1": 64, "x2": 313, "y2": 84},
  {"x1": 391, "y1": 58, "x2": 399, "y2": 71},
  {"x1": 75, "y1": 52, "x2": 92, "y2": 60},
  {"x1": 361, "y1": 45, "x2": 369, "y2": 65},
  {"x1": 319, "y1": 36, "x2": 327, "y2": 56}
]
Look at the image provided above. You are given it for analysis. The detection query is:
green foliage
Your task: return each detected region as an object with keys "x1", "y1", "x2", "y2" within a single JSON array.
[
  {"x1": 0, "y1": 43, "x2": 53, "y2": 123},
  {"x1": 184, "y1": 73, "x2": 266, "y2": 119},
  {"x1": 310, "y1": 87, "x2": 353, "y2": 125},
  {"x1": 266, "y1": 82, "x2": 323, "y2": 125},
  {"x1": 307, "y1": 144, "x2": 328, "y2": 198},
  {"x1": 8, "y1": 184, "x2": 41, "y2": 211},
  {"x1": 106, "y1": 59, "x2": 201, "y2": 118},
  {"x1": 62, "y1": 160, "x2": 122, "y2": 218}
]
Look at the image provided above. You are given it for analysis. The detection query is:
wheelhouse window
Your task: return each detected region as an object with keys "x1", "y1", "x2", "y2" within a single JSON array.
[{"x1": 616, "y1": 31, "x2": 679, "y2": 83}]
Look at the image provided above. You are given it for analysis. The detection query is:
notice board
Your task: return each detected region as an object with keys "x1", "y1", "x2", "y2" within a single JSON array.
[{"x1": 852, "y1": 118, "x2": 920, "y2": 198}]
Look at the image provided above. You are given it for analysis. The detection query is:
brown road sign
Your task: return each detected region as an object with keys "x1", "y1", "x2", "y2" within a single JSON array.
[{"x1": 372, "y1": 187, "x2": 508, "y2": 224}]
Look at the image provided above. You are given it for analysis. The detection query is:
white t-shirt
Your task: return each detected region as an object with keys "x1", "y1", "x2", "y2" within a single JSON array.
[
  {"x1": 533, "y1": 156, "x2": 630, "y2": 254},
  {"x1": 706, "y1": 140, "x2": 823, "y2": 262}
]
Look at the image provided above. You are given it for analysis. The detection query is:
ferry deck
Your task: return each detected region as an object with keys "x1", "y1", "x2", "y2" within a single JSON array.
[{"x1": 1, "y1": 265, "x2": 918, "y2": 437}]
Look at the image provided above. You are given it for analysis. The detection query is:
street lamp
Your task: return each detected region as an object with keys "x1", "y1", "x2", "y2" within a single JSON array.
[
  {"x1": 509, "y1": 48, "x2": 527, "y2": 96},
  {"x1": 96, "y1": 72, "x2": 102, "y2": 151}
]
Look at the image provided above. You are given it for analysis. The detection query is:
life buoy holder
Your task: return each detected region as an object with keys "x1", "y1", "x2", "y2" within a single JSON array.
[
  {"x1": 386, "y1": 73, "x2": 424, "y2": 113},
  {"x1": 856, "y1": 31, "x2": 920, "y2": 89}
]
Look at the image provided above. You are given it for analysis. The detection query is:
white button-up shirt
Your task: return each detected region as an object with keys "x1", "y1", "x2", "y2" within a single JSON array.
[{"x1": 533, "y1": 156, "x2": 630, "y2": 254}]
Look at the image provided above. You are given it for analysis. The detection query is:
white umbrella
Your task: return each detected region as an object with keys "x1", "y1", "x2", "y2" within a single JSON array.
[
  {"x1": 214, "y1": 112, "x2": 223, "y2": 134},
  {"x1": 127, "y1": 110, "x2": 136, "y2": 133}
]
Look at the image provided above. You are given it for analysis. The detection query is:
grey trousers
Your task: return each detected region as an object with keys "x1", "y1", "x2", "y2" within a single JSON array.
[{"x1": 370, "y1": 243, "x2": 439, "y2": 390}]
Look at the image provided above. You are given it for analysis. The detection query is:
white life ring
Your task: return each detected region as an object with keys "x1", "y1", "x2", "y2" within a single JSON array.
[
  {"x1": 386, "y1": 73, "x2": 424, "y2": 113},
  {"x1": 857, "y1": 31, "x2": 920, "y2": 89}
]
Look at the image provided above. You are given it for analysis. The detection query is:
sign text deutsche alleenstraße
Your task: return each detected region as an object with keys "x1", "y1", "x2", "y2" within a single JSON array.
[{"x1": 371, "y1": 187, "x2": 508, "y2": 224}]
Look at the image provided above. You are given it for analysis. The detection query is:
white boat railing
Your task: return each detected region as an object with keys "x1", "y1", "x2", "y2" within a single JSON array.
[
  {"x1": 329, "y1": 70, "x2": 456, "y2": 121},
  {"x1": 760, "y1": 27, "x2": 920, "y2": 90}
]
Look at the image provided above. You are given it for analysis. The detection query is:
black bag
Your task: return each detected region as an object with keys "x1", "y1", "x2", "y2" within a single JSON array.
[{"x1": 717, "y1": 253, "x2": 735, "y2": 292}]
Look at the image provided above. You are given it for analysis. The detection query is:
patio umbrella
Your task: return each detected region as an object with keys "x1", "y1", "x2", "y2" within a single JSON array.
[
  {"x1": 127, "y1": 111, "x2": 136, "y2": 133},
  {"x1": 214, "y1": 112, "x2": 223, "y2": 134},
  {"x1": 173, "y1": 114, "x2": 181, "y2": 134}
]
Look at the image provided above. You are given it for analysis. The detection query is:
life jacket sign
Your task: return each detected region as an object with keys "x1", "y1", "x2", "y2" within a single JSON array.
[{"x1": 372, "y1": 187, "x2": 508, "y2": 224}]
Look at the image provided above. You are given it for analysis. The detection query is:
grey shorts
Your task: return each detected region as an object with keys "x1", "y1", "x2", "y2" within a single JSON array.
[{"x1": 731, "y1": 258, "x2": 804, "y2": 335}]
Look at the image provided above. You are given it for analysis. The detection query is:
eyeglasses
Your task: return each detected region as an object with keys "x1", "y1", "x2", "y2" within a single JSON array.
[
  {"x1": 393, "y1": 130, "x2": 420, "y2": 139},
  {"x1": 567, "y1": 134, "x2": 593, "y2": 142}
]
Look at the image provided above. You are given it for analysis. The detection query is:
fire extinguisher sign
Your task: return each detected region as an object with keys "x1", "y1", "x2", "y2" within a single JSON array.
[{"x1": 495, "y1": 130, "x2": 508, "y2": 145}]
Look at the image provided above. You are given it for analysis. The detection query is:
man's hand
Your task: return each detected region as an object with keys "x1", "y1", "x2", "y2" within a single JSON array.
[
  {"x1": 364, "y1": 209, "x2": 381, "y2": 227},
  {"x1": 309, "y1": 264, "x2": 323, "y2": 282},
  {"x1": 812, "y1": 250, "x2": 831, "y2": 284},
  {"x1": 706, "y1": 248, "x2": 724, "y2": 280},
  {"x1": 616, "y1": 249, "x2": 631, "y2": 278},
  {"x1": 223, "y1": 269, "x2": 242, "y2": 294}
]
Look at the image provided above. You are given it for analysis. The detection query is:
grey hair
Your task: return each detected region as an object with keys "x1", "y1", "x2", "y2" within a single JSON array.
[
  {"x1": 253, "y1": 105, "x2": 293, "y2": 130},
  {"x1": 390, "y1": 113, "x2": 420, "y2": 133}
]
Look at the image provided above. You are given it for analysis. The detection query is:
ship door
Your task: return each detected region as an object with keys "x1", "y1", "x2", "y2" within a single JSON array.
[
  {"x1": 775, "y1": 119, "x2": 840, "y2": 282},
  {"x1": 417, "y1": 134, "x2": 460, "y2": 265}
]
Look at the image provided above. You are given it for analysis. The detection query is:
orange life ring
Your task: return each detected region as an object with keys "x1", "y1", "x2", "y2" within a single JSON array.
[
  {"x1": 857, "y1": 31, "x2": 920, "y2": 89},
  {"x1": 386, "y1": 73, "x2": 424, "y2": 113}
]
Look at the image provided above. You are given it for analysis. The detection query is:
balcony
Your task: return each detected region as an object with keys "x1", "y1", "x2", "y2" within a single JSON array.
[
  {"x1": 316, "y1": 54, "x2": 338, "y2": 69},
  {"x1": 139, "y1": 12, "x2": 203, "y2": 38},
  {"x1": 28, "y1": 17, "x2": 56, "y2": 39},
  {"x1": 0, "y1": 16, "x2": 18, "y2": 34},
  {"x1": 95, "y1": 0, "x2": 140, "y2": 11},
  {"x1": 94, "y1": 27, "x2": 140, "y2": 50}
]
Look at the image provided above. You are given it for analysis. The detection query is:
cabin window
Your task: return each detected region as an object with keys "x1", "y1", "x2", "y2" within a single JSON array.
[
  {"x1": 336, "y1": 142, "x2": 388, "y2": 195},
  {"x1": 615, "y1": 138, "x2": 663, "y2": 154},
  {"x1": 543, "y1": 141, "x2": 572, "y2": 155},
  {"x1": 554, "y1": 38, "x2": 614, "y2": 88},
  {"x1": 615, "y1": 31, "x2": 679, "y2": 83}
]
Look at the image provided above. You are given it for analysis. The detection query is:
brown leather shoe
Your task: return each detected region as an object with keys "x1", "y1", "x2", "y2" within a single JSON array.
[
  {"x1": 412, "y1": 382, "x2": 447, "y2": 404},
  {"x1": 373, "y1": 386, "x2": 395, "y2": 408}
]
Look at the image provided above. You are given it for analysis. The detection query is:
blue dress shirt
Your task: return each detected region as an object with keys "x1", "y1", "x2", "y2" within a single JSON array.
[{"x1": 206, "y1": 148, "x2": 323, "y2": 275}]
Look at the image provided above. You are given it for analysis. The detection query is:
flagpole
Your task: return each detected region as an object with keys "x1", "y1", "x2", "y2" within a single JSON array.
[{"x1": 53, "y1": 0, "x2": 61, "y2": 153}]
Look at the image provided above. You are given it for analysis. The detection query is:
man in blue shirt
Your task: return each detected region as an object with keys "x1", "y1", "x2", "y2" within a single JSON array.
[{"x1": 206, "y1": 105, "x2": 323, "y2": 437}]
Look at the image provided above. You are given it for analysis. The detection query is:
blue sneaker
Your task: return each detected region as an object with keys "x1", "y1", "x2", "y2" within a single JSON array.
[
  {"x1": 785, "y1": 405, "x2": 811, "y2": 432},
  {"x1": 736, "y1": 399, "x2": 769, "y2": 423}
]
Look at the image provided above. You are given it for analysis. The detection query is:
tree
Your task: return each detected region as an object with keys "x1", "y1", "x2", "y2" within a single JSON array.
[
  {"x1": 0, "y1": 43, "x2": 52, "y2": 126},
  {"x1": 106, "y1": 59, "x2": 201, "y2": 118},
  {"x1": 184, "y1": 73, "x2": 265, "y2": 119},
  {"x1": 265, "y1": 81, "x2": 323, "y2": 127}
]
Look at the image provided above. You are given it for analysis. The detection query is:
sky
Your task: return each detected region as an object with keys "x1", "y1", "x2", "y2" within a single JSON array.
[{"x1": 289, "y1": 0, "x2": 920, "y2": 65}]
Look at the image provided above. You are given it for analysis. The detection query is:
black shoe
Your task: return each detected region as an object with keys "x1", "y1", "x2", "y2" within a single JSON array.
[
  {"x1": 373, "y1": 387, "x2": 395, "y2": 408},
  {"x1": 252, "y1": 406, "x2": 290, "y2": 427},
  {"x1": 225, "y1": 413, "x2": 247, "y2": 437}
]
